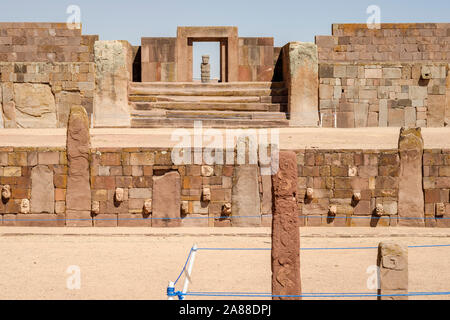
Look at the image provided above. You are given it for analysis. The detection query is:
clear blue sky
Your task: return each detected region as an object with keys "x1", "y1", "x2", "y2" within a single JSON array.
[{"x1": 1, "y1": 0, "x2": 449, "y2": 79}]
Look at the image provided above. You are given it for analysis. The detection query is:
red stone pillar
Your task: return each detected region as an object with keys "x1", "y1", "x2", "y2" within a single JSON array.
[{"x1": 271, "y1": 151, "x2": 301, "y2": 300}]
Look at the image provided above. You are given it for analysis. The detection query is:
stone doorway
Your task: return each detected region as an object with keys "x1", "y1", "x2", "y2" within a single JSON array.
[
  {"x1": 192, "y1": 41, "x2": 222, "y2": 82},
  {"x1": 176, "y1": 27, "x2": 239, "y2": 82}
]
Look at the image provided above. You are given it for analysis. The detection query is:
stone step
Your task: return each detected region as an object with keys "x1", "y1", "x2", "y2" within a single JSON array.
[
  {"x1": 131, "y1": 81, "x2": 285, "y2": 90},
  {"x1": 131, "y1": 110, "x2": 287, "y2": 120},
  {"x1": 131, "y1": 117, "x2": 289, "y2": 128},
  {"x1": 129, "y1": 86, "x2": 288, "y2": 97},
  {"x1": 129, "y1": 95, "x2": 288, "y2": 104},
  {"x1": 131, "y1": 102, "x2": 284, "y2": 112}
]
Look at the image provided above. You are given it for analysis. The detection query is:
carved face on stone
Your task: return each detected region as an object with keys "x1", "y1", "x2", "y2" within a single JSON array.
[
  {"x1": 92, "y1": 201, "x2": 100, "y2": 215},
  {"x1": 328, "y1": 205, "x2": 337, "y2": 216},
  {"x1": 202, "y1": 55, "x2": 210, "y2": 64},
  {"x1": 375, "y1": 204, "x2": 384, "y2": 216},
  {"x1": 222, "y1": 203, "x2": 232, "y2": 216},
  {"x1": 353, "y1": 192, "x2": 361, "y2": 202},
  {"x1": 144, "y1": 199, "x2": 152, "y2": 215},
  {"x1": 202, "y1": 187, "x2": 211, "y2": 202},
  {"x1": 181, "y1": 201, "x2": 189, "y2": 215},
  {"x1": 306, "y1": 188, "x2": 314, "y2": 200},
  {"x1": 1, "y1": 185, "x2": 11, "y2": 200},
  {"x1": 115, "y1": 188, "x2": 124, "y2": 203},
  {"x1": 20, "y1": 199, "x2": 30, "y2": 214}
]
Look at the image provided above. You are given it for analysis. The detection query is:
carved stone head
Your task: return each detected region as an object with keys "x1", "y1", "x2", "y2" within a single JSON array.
[
  {"x1": 222, "y1": 203, "x2": 232, "y2": 216},
  {"x1": 115, "y1": 188, "x2": 124, "y2": 203},
  {"x1": 1, "y1": 185, "x2": 11, "y2": 200},
  {"x1": 328, "y1": 205, "x2": 337, "y2": 216},
  {"x1": 202, "y1": 187, "x2": 211, "y2": 202},
  {"x1": 91, "y1": 201, "x2": 100, "y2": 215},
  {"x1": 20, "y1": 199, "x2": 30, "y2": 214},
  {"x1": 375, "y1": 204, "x2": 384, "y2": 216},
  {"x1": 306, "y1": 188, "x2": 314, "y2": 200},
  {"x1": 144, "y1": 199, "x2": 152, "y2": 215},
  {"x1": 353, "y1": 192, "x2": 361, "y2": 202}
]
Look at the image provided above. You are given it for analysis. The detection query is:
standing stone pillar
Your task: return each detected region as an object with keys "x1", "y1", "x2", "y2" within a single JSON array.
[
  {"x1": 66, "y1": 106, "x2": 92, "y2": 227},
  {"x1": 282, "y1": 42, "x2": 319, "y2": 127},
  {"x1": 94, "y1": 40, "x2": 132, "y2": 127},
  {"x1": 377, "y1": 242, "x2": 408, "y2": 300},
  {"x1": 201, "y1": 55, "x2": 210, "y2": 83},
  {"x1": 398, "y1": 127, "x2": 424, "y2": 226},
  {"x1": 271, "y1": 151, "x2": 301, "y2": 300},
  {"x1": 152, "y1": 171, "x2": 181, "y2": 227}
]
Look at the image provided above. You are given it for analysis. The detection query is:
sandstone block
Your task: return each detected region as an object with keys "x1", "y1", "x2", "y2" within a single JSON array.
[
  {"x1": 231, "y1": 165, "x2": 261, "y2": 226},
  {"x1": 152, "y1": 172, "x2": 181, "y2": 227},
  {"x1": 31, "y1": 165, "x2": 54, "y2": 214},
  {"x1": 377, "y1": 242, "x2": 408, "y2": 300}
]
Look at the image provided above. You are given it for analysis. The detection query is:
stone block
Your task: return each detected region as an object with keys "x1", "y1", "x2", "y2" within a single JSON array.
[
  {"x1": 232, "y1": 165, "x2": 261, "y2": 226},
  {"x1": 377, "y1": 242, "x2": 408, "y2": 300},
  {"x1": 30, "y1": 165, "x2": 54, "y2": 214},
  {"x1": 152, "y1": 171, "x2": 181, "y2": 227}
]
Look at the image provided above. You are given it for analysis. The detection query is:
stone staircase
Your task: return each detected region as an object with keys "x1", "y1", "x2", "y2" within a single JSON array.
[{"x1": 129, "y1": 82, "x2": 289, "y2": 128}]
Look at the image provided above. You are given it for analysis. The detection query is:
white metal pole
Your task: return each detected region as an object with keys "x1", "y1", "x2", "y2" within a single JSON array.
[
  {"x1": 182, "y1": 244, "x2": 198, "y2": 299},
  {"x1": 167, "y1": 281, "x2": 175, "y2": 300}
]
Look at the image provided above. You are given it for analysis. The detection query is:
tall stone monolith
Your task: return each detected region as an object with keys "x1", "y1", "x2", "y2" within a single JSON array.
[
  {"x1": 398, "y1": 127, "x2": 424, "y2": 226},
  {"x1": 94, "y1": 40, "x2": 132, "y2": 127},
  {"x1": 377, "y1": 242, "x2": 408, "y2": 300},
  {"x1": 282, "y1": 42, "x2": 319, "y2": 127},
  {"x1": 66, "y1": 106, "x2": 92, "y2": 226},
  {"x1": 271, "y1": 151, "x2": 301, "y2": 300}
]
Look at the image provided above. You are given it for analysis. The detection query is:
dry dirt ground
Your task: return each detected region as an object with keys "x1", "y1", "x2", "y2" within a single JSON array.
[{"x1": 0, "y1": 227, "x2": 449, "y2": 300}]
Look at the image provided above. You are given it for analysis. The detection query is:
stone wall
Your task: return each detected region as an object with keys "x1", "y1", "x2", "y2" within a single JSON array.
[
  {"x1": 317, "y1": 23, "x2": 450, "y2": 62},
  {"x1": 296, "y1": 149, "x2": 400, "y2": 227},
  {"x1": 238, "y1": 37, "x2": 274, "y2": 81},
  {"x1": 423, "y1": 149, "x2": 450, "y2": 227},
  {"x1": 316, "y1": 23, "x2": 450, "y2": 128},
  {"x1": 141, "y1": 38, "x2": 177, "y2": 82},
  {"x1": 1, "y1": 135, "x2": 449, "y2": 227},
  {"x1": 0, "y1": 23, "x2": 97, "y2": 127},
  {"x1": 319, "y1": 62, "x2": 449, "y2": 127},
  {"x1": 0, "y1": 147, "x2": 67, "y2": 226}
]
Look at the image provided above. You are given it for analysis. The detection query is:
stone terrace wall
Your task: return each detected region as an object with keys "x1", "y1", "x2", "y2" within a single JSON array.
[
  {"x1": 423, "y1": 149, "x2": 450, "y2": 227},
  {"x1": 1, "y1": 133, "x2": 449, "y2": 227},
  {"x1": 0, "y1": 23, "x2": 97, "y2": 128},
  {"x1": 296, "y1": 149, "x2": 400, "y2": 227},
  {"x1": 316, "y1": 23, "x2": 450, "y2": 128},
  {"x1": 141, "y1": 38, "x2": 177, "y2": 82}
]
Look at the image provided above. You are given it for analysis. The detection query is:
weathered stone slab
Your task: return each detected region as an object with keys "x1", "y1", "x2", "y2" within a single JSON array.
[
  {"x1": 152, "y1": 171, "x2": 181, "y2": 227},
  {"x1": 13, "y1": 83, "x2": 57, "y2": 128},
  {"x1": 31, "y1": 165, "x2": 54, "y2": 214},
  {"x1": 231, "y1": 165, "x2": 261, "y2": 226},
  {"x1": 271, "y1": 151, "x2": 301, "y2": 300},
  {"x1": 94, "y1": 40, "x2": 132, "y2": 127},
  {"x1": 398, "y1": 127, "x2": 424, "y2": 226},
  {"x1": 283, "y1": 42, "x2": 319, "y2": 127},
  {"x1": 377, "y1": 242, "x2": 408, "y2": 300},
  {"x1": 66, "y1": 106, "x2": 91, "y2": 226},
  {"x1": 261, "y1": 174, "x2": 272, "y2": 215}
]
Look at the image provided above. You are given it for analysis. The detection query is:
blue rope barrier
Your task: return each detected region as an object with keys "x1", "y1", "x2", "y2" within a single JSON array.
[
  {"x1": 196, "y1": 244, "x2": 450, "y2": 251},
  {"x1": 173, "y1": 247, "x2": 195, "y2": 286},
  {"x1": 181, "y1": 291, "x2": 450, "y2": 298}
]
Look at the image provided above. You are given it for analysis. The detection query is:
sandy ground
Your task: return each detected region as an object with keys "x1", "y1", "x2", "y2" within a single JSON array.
[{"x1": 0, "y1": 227, "x2": 449, "y2": 300}]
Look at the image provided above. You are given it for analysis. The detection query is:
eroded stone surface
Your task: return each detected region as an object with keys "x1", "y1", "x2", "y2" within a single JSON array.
[
  {"x1": 152, "y1": 171, "x2": 181, "y2": 227},
  {"x1": 13, "y1": 83, "x2": 57, "y2": 128},
  {"x1": 283, "y1": 42, "x2": 319, "y2": 127},
  {"x1": 271, "y1": 151, "x2": 301, "y2": 300},
  {"x1": 31, "y1": 165, "x2": 54, "y2": 213},
  {"x1": 231, "y1": 165, "x2": 261, "y2": 226},
  {"x1": 94, "y1": 40, "x2": 132, "y2": 127},
  {"x1": 398, "y1": 127, "x2": 424, "y2": 226},
  {"x1": 377, "y1": 242, "x2": 408, "y2": 300},
  {"x1": 66, "y1": 106, "x2": 91, "y2": 226}
]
